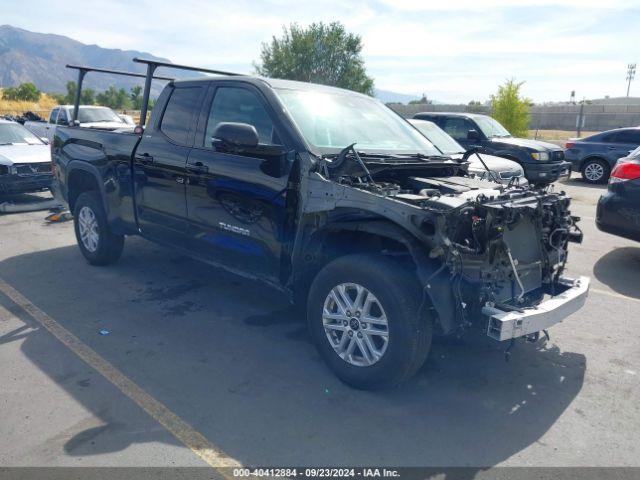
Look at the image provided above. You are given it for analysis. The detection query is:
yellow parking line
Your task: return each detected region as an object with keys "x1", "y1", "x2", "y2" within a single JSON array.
[
  {"x1": 591, "y1": 287, "x2": 640, "y2": 303},
  {"x1": 0, "y1": 277, "x2": 240, "y2": 474}
]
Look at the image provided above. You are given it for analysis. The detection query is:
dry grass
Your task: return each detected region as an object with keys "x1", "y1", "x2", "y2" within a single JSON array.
[
  {"x1": 0, "y1": 89, "x2": 58, "y2": 117},
  {"x1": 528, "y1": 129, "x2": 599, "y2": 142}
]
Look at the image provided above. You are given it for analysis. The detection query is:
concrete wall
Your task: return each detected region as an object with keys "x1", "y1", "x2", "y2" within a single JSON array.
[{"x1": 389, "y1": 103, "x2": 640, "y2": 132}]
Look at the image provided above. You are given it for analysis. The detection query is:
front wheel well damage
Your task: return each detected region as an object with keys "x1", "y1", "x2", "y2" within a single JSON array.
[{"x1": 293, "y1": 220, "x2": 453, "y2": 335}]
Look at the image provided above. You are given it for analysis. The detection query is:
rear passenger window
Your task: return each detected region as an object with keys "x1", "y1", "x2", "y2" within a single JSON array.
[
  {"x1": 160, "y1": 86, "x2": 203, "y2": 145},
  {"x1": 613, "y1": 130, "x2": 640, "y2": 144},
  {"x1": 204, "y1": 87, "x2": 280, "y2": 147}
]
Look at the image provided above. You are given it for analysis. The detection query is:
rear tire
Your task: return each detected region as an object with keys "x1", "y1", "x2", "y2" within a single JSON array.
[
  {"x1": 73, "y1": 191, "x2": 124, "y2": 265},
  {"x1": 308, "y1": 254, "x2": 432, "y2": 389},
  {"x1": 581, "y1": 158, "x2": 609, "y2": 184}
]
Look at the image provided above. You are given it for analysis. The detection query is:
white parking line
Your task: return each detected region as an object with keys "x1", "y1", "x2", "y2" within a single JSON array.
[{"x1": 0, "y1": 277, "x2": 241, "y2": 474}]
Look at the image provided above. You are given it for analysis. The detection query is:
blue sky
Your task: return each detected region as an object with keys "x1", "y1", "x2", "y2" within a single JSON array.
[{"x1": 1, "y1": 0, "x2": 638, "y2": 103}]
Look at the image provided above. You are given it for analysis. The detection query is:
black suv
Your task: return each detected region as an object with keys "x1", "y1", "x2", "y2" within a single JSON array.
[{"x1": 414, "y1": 112, "x2": 570, "y2": 185}]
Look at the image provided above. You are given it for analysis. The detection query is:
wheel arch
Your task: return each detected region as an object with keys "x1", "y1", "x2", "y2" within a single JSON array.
[
  {"x1": 293, "y1": 216, "x2": 458, "y2": 335},
  {"x1": 580, "y1": 155, "x2": 610, "y2": 169},
  {"x1": 66, "y1": 162, "x2": 108, "y2": 214}
]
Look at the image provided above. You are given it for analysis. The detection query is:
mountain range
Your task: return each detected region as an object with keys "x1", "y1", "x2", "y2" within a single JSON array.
[
  {"x1": 0, "y1": 25, "x2": 183, "y2": 95},
  {"x1": 0, "y1": 24, "x2": 423, "y2": 103}
]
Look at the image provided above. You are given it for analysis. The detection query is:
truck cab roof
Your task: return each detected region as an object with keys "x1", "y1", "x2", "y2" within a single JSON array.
[{"x1": 172, "y1": 75, "x2": 370, "y2": 98}]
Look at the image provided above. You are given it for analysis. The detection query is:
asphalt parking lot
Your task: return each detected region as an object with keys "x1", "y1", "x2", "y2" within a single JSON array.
[{"x1": 0, "y1": 176, "x2": 639, "y2": 471}]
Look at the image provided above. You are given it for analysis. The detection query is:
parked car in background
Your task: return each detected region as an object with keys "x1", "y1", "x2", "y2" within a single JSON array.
[
  {"x1": 24, "y1": 105, "x2": 131, "y2": 141},
  {"x1": 0, "y1": 119, "x2": 53, "y2": 195},
  {"x1": 565, "y1": 127, "x2": 640, "y2": 184},
  {"x1": 408, "y1": 119, "x2": 527, "y2": 185},
  {"x1": 413, "y1": 112, "x2": 570, "y2": 185},
  {"x1": 118, "y1": 113, "x2": 136, "y2": 125},
  {"x1": 596, "y1": 146, "x2": 640, "y2": 241}
]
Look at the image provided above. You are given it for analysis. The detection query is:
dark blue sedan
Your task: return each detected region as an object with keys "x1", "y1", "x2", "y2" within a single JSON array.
[
  {"x1": 565, "y1": 127, "x2": 640, "y2": 184},
  {"x1": 597, "y1": 147, "x2": 640, "y2": 242}
]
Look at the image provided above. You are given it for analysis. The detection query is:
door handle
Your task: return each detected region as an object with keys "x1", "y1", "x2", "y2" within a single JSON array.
[
  {"x1": 187, "y1": 162, "x2": 209, "y2": 174},
  {"x1": 135, "y1": 153, "x2": 154, "y2": 165},
  {"x1": 606, "y1": 146, "x2": 617, "y2": 150}
]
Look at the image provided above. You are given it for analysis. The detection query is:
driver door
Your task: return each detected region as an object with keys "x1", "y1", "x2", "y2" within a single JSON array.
[{"x1": 185, "y1": 84, "x2": 291, "y2": 281}]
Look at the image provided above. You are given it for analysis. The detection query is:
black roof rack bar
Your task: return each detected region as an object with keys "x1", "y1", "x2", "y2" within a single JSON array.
[
  {"x1": 132, "y1": 57, "x2": 244, "y2": 127},
  {"x1": 132, "y1": 57, "x2": 244, "y2": 77},
  {"x1": 66, "y1": 64, "x2": 174, "y2": 124}
]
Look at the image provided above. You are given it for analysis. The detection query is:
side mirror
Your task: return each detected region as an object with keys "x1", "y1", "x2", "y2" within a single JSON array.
[
  {"x1": 212, "y1": 122, "x2": 259, "y2": 151},
  {"x1": 467, "y1": 129, "x2": 480, "y2": 141}
]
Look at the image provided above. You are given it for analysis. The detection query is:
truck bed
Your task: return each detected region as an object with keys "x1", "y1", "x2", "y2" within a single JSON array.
[{"x1": 53, "y1": 126, "x2": 141, "y2": 234}]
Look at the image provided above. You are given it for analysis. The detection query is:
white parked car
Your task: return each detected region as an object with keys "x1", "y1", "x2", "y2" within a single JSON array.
[
  {"x1": 24, "y1": 105, "x2": 131, "y2": 141},
  {"x1": 0, "y1": 119, "x2": 53, "y2": 195},
  {"x1": 409, "y1": 119, "x2": 528, "y2": 185}
]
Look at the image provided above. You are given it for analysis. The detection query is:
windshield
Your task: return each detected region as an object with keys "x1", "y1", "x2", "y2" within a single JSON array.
[
  {"x1": 77, "y1": 108, "x2": 123, "y2": 124},
  {"x1": 410, "y1": 120, "x2": 464, "y2": 155},
  {"x1": 274, "y1": 88, "x2": 440, "y2": 156},
  {"x1": 0, "y1": 123, "x2": 43, "y2": 145},
  {"x1": 475, "y1": 116, "x2": 511, "y2": 138}
]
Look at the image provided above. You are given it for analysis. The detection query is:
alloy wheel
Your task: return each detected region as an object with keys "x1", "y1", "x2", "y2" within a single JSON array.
[
  {"x1": 322, "y1": 283, "x2": 389, "y2": 367},
  {"x1": 584, "y1": 162, "x2": 605, "y2": 182},
  {"x1": 78, "y1": 206, "x2": 99, "y2": 253}
]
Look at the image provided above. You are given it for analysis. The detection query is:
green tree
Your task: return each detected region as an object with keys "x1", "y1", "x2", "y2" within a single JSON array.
[
  {"x1": 255, "y1": 22, "x2": 374, "y2": 95},
  {"x1": 2, "y1": 82, "x2": 41, "y2": 101},
  {"x1": 63, "y1": 81, "x2": 77, "y2": 104},
  {"x1": 50, "y1": 93, "x2": 66, "y2": 104},
  {"x1": 61, "y1": 81, "x2": 95, "y2": 105},
  {"x1": 81, "y1": 88, "x2": 95, "y2": 105},
  {"x1": 96, "y1": 86, "x2": 132, "y2": 110},
  {"x1": 408, "y1": 94, "x2": 432, "y2": 105},
  {"x1": 490, "y1": 79, "x2": 531, "y2": 137},
  {"x1": 467, "y1": 100, "x2": 486, "y2": 113},
  {"x1": 129, "y1": 86, "x2": 144, "y2": 109}
]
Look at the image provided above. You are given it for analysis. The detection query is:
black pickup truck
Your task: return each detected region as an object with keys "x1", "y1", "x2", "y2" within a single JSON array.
[
  {"x1": 413, "y1": 112, "x2": 571, "y2": 185},
  {"x1": 52, "y1": 59, "x2": 589, "y2": 389}
]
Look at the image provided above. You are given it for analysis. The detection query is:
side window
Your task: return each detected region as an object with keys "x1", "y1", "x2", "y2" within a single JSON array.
[
  {"x1": 49, "y1": 108, "x2": 59, "y2": 124},
  {"x1": 160, "y1": 86, "x2": 203, "y2": 145},
  {"x1": 442, "y1": 117, "x2": 474, "y2": 141},
  {"x1": 614, "y1": 130, "x2": 640, "y2": 144},
  {"x1": 56, "y1": 109, "x2": 68, "y2": 125},
  {"x1": 204, "y1": 87, "x2": 280, "y2": 147}
]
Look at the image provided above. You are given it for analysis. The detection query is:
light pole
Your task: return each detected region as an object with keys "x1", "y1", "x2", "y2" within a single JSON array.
[{"x1": 627, "y1": 63, "x2": 636, "y2": 97}]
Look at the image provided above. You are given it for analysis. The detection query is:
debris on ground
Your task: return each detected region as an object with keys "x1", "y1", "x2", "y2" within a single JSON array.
[
  {"x1": 45, "y1": 211, "x2": 73, "y2": 223},
  {"x1": 98, "y1": 329, "x2": 110, "y2": 336},
  {"x1": 0, "y1": 198, "x2": 63, "y2": 214}
]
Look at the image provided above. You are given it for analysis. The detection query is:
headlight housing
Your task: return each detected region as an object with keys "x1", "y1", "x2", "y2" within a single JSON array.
[{"x1": 531, "y1": 152, "x2": 550, "y2": 161}]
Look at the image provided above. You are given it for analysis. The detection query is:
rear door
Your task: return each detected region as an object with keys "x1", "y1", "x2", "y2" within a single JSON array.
[
  {"x1": 607, "y1": 130, "x2": 640, "y2": 162},
  {"x1": 184, "y1": 83, "x2": 291, "y2": 280},
  {"x1": 133, "y1": 84, "x2": 205, "y2": 245}
]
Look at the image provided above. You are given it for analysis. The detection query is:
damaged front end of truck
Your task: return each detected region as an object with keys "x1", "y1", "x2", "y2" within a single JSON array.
[{"x1": 299, "y1": 146, "x2": 589, "y2": 343}]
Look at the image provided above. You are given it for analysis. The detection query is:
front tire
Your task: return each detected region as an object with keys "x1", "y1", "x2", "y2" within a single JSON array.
[
  {"x1": 581, "y1": 158, "x2": 609, "y2": 184},
  {"x1": 73, "y1": 191, "x2": 124, "y2": 265},
  {"x1": 308, "y1": 254, "x2": 432, "y2": 389}
]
